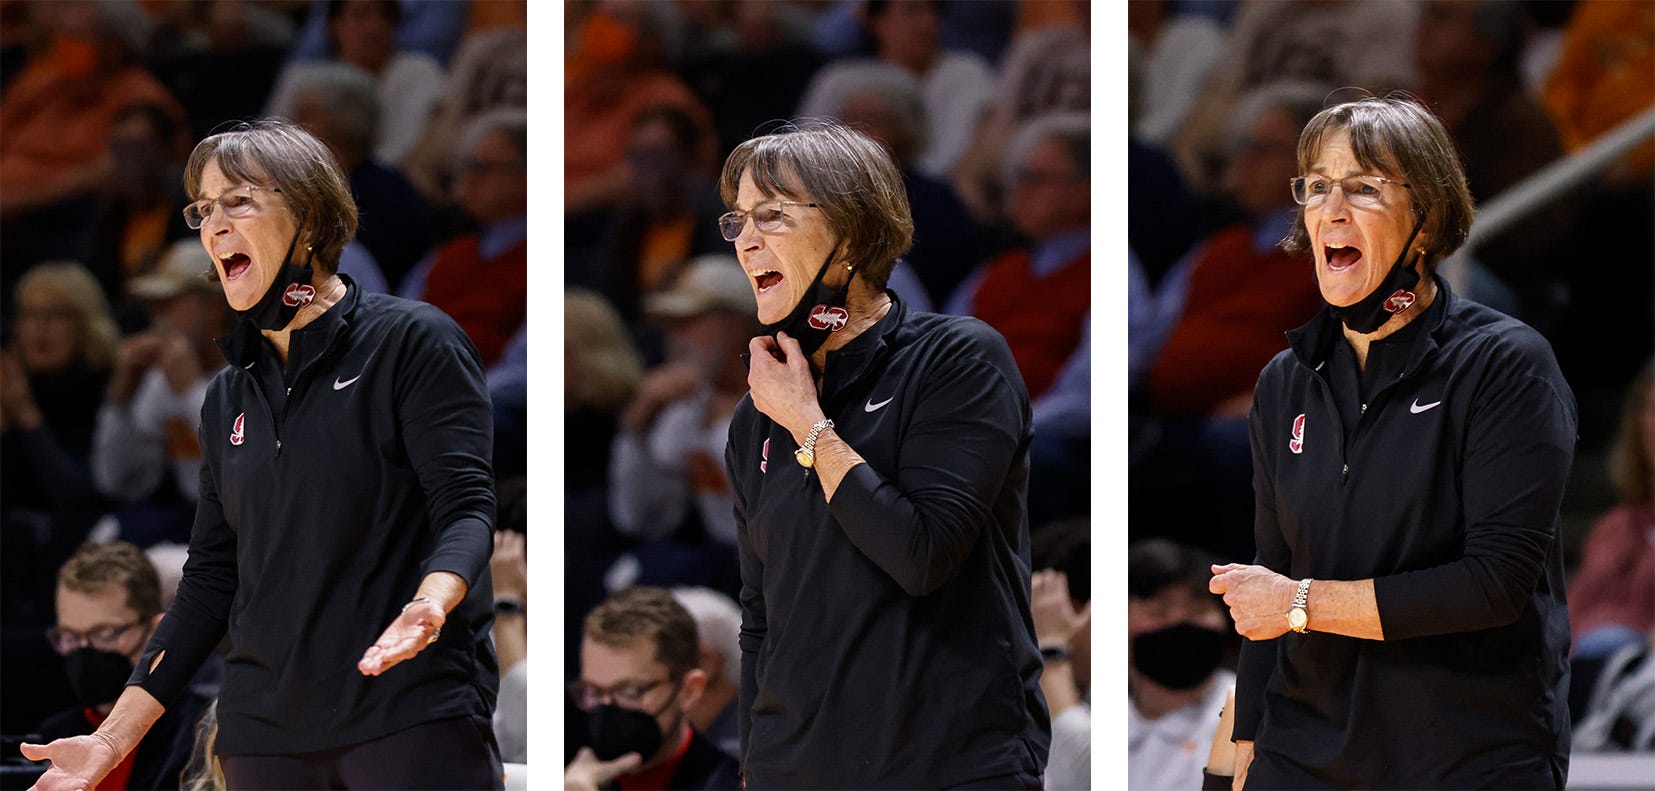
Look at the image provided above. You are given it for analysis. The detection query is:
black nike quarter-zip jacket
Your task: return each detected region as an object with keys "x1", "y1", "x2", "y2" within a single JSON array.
[{"x1": 129, "y1": 277, "x2": 499, "y2": 755}]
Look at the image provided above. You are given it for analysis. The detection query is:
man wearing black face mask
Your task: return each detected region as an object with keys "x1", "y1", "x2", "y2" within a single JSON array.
[
  {"x1": 566, "y1": 587, "x2": 740, "y2": 791},
  {"x1": 1127, "y1": 539, "x2": 1235, "y2": 791},
  {"x1": 34, "y1": 541, "x2": 212, "y2": 790}
]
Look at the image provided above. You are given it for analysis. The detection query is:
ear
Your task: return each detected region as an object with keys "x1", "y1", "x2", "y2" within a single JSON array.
[{"x1": 677, "y1": 667, "x2": 708, "y2": 712}]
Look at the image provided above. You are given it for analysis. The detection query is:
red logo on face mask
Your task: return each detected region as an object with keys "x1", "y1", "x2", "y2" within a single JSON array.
[
  {"x1": 807, "y1": 305, "x2": 849, "y2": 332},
  {"x1": 283, "y1": 283, "x2": 316, "y2": 307},
  {"x1": 1288, "y1": 413, "x2": 1305, "y2": 455},
  {"x1": 230, "y1": 413, "x2": 246, "y2": 446},
  {"x1": 1383, "y1": 289, "x2": 1416, "y2": 314}
]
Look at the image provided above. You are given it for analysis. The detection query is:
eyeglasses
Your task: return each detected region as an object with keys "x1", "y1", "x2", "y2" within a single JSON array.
[
  {"x1": 567, "y1": 677, "x2": 673, "y2": 711},
  {"x1": 718, "y1": 200, "x2": 819, "y2": 242},
  {"x1": 1290, "y1": 174, "x2": 1411, "y2": 209},
  {"x1": 183, "y1": 184, "x2": 282, "y2": 229},
  {"x1": 45, "y1": 620, "x2": 145, "y2": 656}
]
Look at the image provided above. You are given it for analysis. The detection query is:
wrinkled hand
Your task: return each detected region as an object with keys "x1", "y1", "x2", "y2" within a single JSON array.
[
  {"x1": 564, "y1": 746, "x2": 642, "y2": 791},
  {"x1": 621, "y1": 363, "x2": 703, "y2": 433},
  {"x1": 20, "y1": 733, "x2": 121, "y2": 791},
  {"x1": 1031, "y1": 569, "x2": 1090, "y2": 646},
  {"x1": 358, "y1": 599, "x2": 445, "y2": 676},
  {"x1": 747, "y1": 332, "x2": 823, "y2": 444},
  {"x1": 491, "y1": 530, "x2": 527, "y2": 600},
  {"x1": 1209, "y1": 564, "x2": 1296, "y2": 640}
]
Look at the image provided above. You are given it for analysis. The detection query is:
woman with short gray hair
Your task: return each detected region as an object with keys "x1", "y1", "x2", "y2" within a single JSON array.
[{"x1": 722, "y1": 119, "x2": 1049, "y2": 789}]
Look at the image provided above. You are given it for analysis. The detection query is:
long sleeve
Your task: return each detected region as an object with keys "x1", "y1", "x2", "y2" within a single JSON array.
[
  {"x1": 400, "y1": 308, "x2": 496, "y2": 588},
  {"x1": 128, "y1": 426, "x2": 237, "y2": 707},
  {"x1": 1233, "y1": 394, "x2": 1286, "y2": 742},
  {"x1": 826, "y1": 342, "x2": 1028, "y2": 597},
  {"x1": 727, "y1": 432, "x2": 763, "y2": 768},
  {"x1": 1372, "y1": 361, "x2": 1577, "y2": 639}
]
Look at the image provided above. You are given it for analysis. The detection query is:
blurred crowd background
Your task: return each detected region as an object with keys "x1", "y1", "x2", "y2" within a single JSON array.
[{"x1": 0, "y1": 0, "x2": 1650, "y2": 785}]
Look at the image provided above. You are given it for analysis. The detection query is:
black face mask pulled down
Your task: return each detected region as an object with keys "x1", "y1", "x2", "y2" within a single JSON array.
[
  {"x1": 237, "y1": 233, "x2": 317, "y2": 331},
  {"x1": 760, "y1": 245, "x2": 852, "y2": 359},
  {"x1": 587, "y1": 704, "x2": 666, "y2": 762},
  {"x1": 1324, "y1": 216, "x2": 1426, "y2": 334},
  {"x1": 65, "y1": 648, "x2": 135, "y2": 708},
  {"x1": 1131, "y1": 622, "x2": 1227, "y2": 691}
]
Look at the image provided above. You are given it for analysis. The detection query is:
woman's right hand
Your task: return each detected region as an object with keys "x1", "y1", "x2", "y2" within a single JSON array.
[{"x1": 20, "y1": 733, "x2": 122, "y2": 791}]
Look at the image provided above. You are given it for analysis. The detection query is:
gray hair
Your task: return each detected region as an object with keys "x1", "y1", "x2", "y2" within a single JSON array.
[
  {"x1": 1281, "y1": 94, "x2": 1474, "y2": 276},
  {"x1": 1227, "y1": 80, "x2": 1334, "y2": 154},
  {"x1": 796, "y1": 61, "x2": 928, "y2": 165},
  {"x1": 1003, "y1": 112, "x2": 1090, "y2": 187},
  {"x1": 719, "y1": 118, "x2": 914, "y2": 290},
  {"x1": 457, "y1": 107, "x2": 528, "y2": 164},
  {"x1": 274, "y1": 62, "x2": 381, "y2": 155},
  {"x1": 670, "y1": 587, "x2": 742, "y2": 687}
]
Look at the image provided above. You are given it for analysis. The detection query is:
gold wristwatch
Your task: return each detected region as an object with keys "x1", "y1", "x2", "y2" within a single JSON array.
[
  {"x1": 1287, "y1": 577, "x2": 1312, "y2": 633},
  {"x1": 795, "y1": 419, "x2": 835, "y2": 467}
]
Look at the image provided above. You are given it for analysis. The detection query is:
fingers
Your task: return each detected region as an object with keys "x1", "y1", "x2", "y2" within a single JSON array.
[
  {"x1": 18, "y1": 742, "x2": 45, "y2": 760},
  {"x1": 357, "y1": 619, "x2": 441, "y2": 676},
  {"x1": 775, "y1": 331, "x2": 807, "y2": 370}
]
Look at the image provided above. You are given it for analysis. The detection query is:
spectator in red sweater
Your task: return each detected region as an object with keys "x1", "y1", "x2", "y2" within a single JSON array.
[{"x1": 401, "y1": 109, "x2": 527, "y2": 368}]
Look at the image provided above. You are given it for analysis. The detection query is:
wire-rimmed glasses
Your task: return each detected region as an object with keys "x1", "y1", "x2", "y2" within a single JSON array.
[
  {"x1": 1290, "y1": 175, "x2": 1411, "y2": 209},
  {"x1": 45, "y1": 620, "x2": 144, "y2": 656},
  {"x1": 718, "y1": 200, "x2": 820, "y2": 242},
  {"x1": 183, "y1": 184, "x2": 283, "y2": 229},
  {"x1": 567, "y1": 677, "x2": 673, "y2": 711}
]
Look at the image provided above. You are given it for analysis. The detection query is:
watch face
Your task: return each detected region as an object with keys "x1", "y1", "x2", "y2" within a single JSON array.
[
  {"x1": 1287, "y1": 607, "x2": 1308, "y2": 631},
  {"x1": 794, "y1": 448, "x2": 813, "y2": 467}
]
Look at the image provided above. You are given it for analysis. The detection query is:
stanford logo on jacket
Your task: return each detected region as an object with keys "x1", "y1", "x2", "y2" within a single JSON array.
[
  {"x1": 229, "y1": 413, "x2": 246, "y2": 446},
  {"x1": 1288, "y1": 413, "x2": 1305, "y2": 455}
]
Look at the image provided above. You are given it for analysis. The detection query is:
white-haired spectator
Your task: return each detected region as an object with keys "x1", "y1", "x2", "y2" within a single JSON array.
[
  {"x1": 263, "y1": 0, "x2": 445, "y2": 165},
  {"x1": 272, "y1": 60, "x2": 429, "y2": 293},
  {"x1": 671, "y1": 586, "x2": 742, "y2": 760},
  {"x1": 402, "y1": 27, "x2": 528, "y2": 207},
  {"x1": 797, "y1": 0, "x2": 994, "y2": 179}
]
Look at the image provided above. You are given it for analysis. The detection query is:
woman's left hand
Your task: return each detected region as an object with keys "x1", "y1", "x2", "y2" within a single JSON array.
[
  {"x1": 358, "y1": 599, "x2": 446, "y2": 676},
  {"x1": 1209, "y1": 563, "x2": 1297, "y2": 641},
  {"x1": 747, "y1": 332, "x2": 825, "y2": 444}
]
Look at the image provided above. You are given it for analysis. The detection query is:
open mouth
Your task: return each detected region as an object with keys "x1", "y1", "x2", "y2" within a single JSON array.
[
  {"x1": 219, "y1": 252, "x2": 252, "y2": 280},
  {"x1": 752, "y1": 270, "x2": 783, "y2": 294},
  {"x1": 1324, "y1": 243, "x2": 1363, "y2": 272}
]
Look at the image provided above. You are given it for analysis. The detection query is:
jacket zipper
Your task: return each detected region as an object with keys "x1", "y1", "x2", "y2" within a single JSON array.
[
  {"x1": 1310, "y1": 372, "x2": 1350, "y2": 486},
  {"x1": 239, "y1": 367, "x2": 282, "y2": 458}
]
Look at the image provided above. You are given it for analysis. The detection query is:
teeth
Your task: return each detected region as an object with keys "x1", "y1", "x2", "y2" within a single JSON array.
[
  {"x1": 218, "y1": 251, "x2": 237, "y2": 260},
  {"x1": 1327, "y1": 243, "x2": 1347, "y2": 249}
]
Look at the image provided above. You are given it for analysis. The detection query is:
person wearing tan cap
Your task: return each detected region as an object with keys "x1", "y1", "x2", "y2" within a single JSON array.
[
  {"x1": 91, "y1": 240, "x2": 233, "y2": 531},
  {"x1": 609, "y1": 255, "x2": 758, "y2": 548}
]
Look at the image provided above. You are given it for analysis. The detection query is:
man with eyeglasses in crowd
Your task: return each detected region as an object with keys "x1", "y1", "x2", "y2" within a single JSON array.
[
  {"x1": 34, "y1": 541, "x2": 212, "y2": 790},
  {"x1": 565, "y1": 586, "x2": 740, "y2": 791}
]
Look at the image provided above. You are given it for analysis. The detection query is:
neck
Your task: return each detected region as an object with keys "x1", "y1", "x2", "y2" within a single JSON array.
[
  {"x1": 809, "y1": 276, "x2": 891, "y2": 372},
  {"x1": 1341, "y1": 273, "x2": 1437, "y2": 371},
  {"x1": 260, "y1": 273, "x2": 347, "y2": 363}
]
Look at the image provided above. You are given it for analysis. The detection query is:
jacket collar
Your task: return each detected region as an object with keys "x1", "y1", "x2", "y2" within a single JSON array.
[
  {"x1": 819, "y1": 289, "x2": 905, "y2": 405},
  {"x1": 216, "y1": 273, "x2": 361, "y2": 378},
  {"x1": 1286, "y1": 273, "x2": 1452, "y2": 378}
]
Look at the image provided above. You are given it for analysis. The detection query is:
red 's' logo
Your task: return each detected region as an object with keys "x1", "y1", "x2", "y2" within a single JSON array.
[
  {"x1": 760, "y1": 438, "x2": 770, "y2": 474},
  {"x1": 807, "y1": 305, "x2": 849, "y2": 332},
  {"x1": 229, "y1": 413, "x2": 246, "y2": 446},
  {"x1": 1288, "y1": 413, "x2": 1305, "y2": 455},
  {"x1": 1383, "y1": 289, "x2": 1416, "y2": 314},
  {"x1": 283, "y1": 283, "x2": 316, "y2": 307}
]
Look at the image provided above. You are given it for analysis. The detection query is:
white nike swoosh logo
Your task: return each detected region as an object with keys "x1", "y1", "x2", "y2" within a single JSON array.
[
  {"x1": 333, "y1": 375, "x2": 362, "y2": 390},
  {"x1": 1410, "y1": 399, "x2": 1442, "y2": 414},
  {"x1": 865, "y1": 396, "x2": 894, "y2": 412}
]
